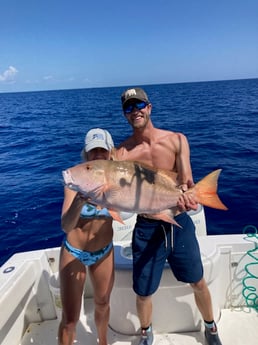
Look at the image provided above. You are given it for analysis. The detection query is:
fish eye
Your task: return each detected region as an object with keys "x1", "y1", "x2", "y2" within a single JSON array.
[{"x1": 120, "y1": 177, "x2": 127, "y2": 187}]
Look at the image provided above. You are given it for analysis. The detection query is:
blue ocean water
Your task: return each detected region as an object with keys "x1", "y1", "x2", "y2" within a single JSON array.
[{"x1": 0, "y1": 79, "x2": 258, "y2": 266}]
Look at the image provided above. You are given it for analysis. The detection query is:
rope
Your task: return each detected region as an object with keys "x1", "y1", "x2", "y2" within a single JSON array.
[{"x1": 242, "y1": 225, "x2": 258, "y2": 310}]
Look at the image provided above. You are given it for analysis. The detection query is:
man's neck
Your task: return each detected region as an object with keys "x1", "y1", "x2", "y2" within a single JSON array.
[{"x1": 132, "y1": 121, "x2": 155, "y2": 141}]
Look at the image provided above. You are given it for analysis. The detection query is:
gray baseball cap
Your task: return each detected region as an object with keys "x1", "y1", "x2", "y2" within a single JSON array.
[
  {"x1": 121, "y1": 87, "x2": 149, "y2": 107},
  {"x1": 84, "y1": 128, "x2": 114, "y2": 152}
]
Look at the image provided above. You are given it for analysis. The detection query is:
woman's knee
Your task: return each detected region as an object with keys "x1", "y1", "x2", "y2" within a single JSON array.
[{"x1": 94, "y1": 294, "x2": 110, "y2": 307}]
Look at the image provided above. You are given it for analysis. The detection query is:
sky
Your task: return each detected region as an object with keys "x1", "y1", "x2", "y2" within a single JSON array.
[{"x1": 0, "y1": 0, "x2": 258, "y2": 93}]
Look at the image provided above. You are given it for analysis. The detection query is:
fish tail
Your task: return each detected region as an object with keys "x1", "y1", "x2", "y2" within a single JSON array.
[{"x1": 193, "y1": 169, "x2": 228, "y2": 210}]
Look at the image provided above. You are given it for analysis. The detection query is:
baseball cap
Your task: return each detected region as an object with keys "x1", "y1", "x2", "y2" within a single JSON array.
[
  {"x1": 84, "y1": 128, "x2": 114, "y2": 152},
  {"x1": 121, "y1": 87, "x2": 149, "y2": 107}
]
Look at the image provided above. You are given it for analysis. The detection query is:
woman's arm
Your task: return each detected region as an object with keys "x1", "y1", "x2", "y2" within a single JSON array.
[{"x1": 61, "y1": 187, "x2": 86, "y2": 233}]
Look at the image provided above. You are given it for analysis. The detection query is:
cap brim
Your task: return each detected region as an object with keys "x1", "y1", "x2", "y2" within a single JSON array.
[
  {"x1": 122, "y1": 96, "x2": 147, "y2": 107},
  {"x1": 85, "y1": 141, "x2": 109, "y2": 152}
]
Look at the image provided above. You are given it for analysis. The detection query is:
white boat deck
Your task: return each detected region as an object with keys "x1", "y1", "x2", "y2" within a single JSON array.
[
  {"x1": 1, "y1": 212, "x2": 257, "y2": 345},
  {"x1": 21, "y1": 299, "x2": 258, "y2": 345}
]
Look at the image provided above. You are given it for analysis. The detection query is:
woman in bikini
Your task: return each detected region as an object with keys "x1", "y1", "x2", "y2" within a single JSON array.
[{"x1": 58, "y1": 128, "x2": 115, "y2": 345}]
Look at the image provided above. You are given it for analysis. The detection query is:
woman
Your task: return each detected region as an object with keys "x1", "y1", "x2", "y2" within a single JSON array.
[{"x1": 58, "y1": 128, "x2": 115, "y2": 345}]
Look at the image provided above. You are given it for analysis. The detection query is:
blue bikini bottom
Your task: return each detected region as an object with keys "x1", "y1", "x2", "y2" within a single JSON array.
[{"x1": 64, "y1": 239, "x2": 113, "y2": 266}]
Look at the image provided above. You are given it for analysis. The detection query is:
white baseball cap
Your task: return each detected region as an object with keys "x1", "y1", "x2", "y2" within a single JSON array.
[{"x1": 84, "y1": 128, "x2": 114, "y2": 152}]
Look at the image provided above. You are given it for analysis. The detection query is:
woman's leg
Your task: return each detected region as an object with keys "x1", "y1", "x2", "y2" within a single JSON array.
[
  {"x1": 58, "y1": 245, "x2": 86, "y2": 345},
  {"x1": 89, "y1": 248, "x2": 114, "y2": 345}
]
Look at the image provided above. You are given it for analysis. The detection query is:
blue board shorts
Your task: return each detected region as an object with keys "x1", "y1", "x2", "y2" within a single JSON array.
[{"x1": 132, "y1": 212, "x2": 203, "y2": 296}]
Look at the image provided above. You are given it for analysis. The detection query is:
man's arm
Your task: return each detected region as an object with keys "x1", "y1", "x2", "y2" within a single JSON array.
[{"x1": 175, "y1": 133, "x2": 198, "y2": 211}]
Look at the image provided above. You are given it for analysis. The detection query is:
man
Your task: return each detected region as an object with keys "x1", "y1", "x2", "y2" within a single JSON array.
[{"x1": 115, "y1": 88, "x2": 222, "y2": 345}]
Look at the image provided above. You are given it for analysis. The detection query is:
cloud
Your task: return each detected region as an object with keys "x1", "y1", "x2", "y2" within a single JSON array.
[
  {"x1": 43, "y1": 75, "x2": 53, "y2": 80},
  {"x1": 0, "y1": 66, "x2": 18, "y2": 83}
]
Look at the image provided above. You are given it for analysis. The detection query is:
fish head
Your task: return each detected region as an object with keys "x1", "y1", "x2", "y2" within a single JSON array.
[{"x1": 62, "y1": 160, "x2": 107, "y2": 201}]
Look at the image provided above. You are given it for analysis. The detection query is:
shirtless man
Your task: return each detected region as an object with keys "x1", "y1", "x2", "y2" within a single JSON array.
[{"x1": 115, "y1": 87, "x2": 222, "y2": 345}]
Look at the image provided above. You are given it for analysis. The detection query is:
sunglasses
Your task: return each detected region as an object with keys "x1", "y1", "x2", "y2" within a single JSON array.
[{"x1": 123, "y1": 101, "x2": 148, "y2": 114}]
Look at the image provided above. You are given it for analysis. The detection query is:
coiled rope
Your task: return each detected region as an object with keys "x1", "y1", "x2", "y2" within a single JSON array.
[{"x1": 242, "y1": 225, "x2": 258, "y2": 310}]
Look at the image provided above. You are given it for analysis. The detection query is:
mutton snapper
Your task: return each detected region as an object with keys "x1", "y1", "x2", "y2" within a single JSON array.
[{"x1": 62, "y1": 160, "x2": 228, "y2": 225}]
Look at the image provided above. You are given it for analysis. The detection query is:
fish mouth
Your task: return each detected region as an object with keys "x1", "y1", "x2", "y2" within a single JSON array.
[
  {"x1": 62, "y1": 169, "x2": 76, "y2": 187},
  {"x1": 62, "y1": 170, "x2": 81, "y2": 192}
]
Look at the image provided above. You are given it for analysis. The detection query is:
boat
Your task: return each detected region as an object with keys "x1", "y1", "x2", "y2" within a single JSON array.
[{"x1": 1, "y1": 205, "x2": 257, "y2": 345}]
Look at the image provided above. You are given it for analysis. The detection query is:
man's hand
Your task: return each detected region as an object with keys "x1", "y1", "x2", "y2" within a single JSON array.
[{"x1": 177, "y1": 180, "x2": 198, "y2": 212}]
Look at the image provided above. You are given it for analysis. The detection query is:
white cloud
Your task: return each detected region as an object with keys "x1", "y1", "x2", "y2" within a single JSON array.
[
  {"x1": 0, "y1": 66, "x2": 18, "y2": 83},
  {"x1": 43, "y1": 75, "x2": 53, "y2": 80}
]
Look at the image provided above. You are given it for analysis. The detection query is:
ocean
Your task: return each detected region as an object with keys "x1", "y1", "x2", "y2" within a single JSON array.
[{"x1": 0, "y1": 79, "x2": 258, "y2": 266}]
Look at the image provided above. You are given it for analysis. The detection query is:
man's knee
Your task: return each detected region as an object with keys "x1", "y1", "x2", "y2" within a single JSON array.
[
  {"x1": 190, "y1": 277, "x2": 208, "y2": 292},
  {"x1": 137, "y1": 294, "x2": 152, "y2": 301}
]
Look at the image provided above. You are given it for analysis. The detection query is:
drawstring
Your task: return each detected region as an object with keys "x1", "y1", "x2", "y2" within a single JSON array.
[
  {"x1": 171, "y1": 225, "x2": 174, "y2": 249},
  {"x1": 161, "y1": 224, "x2": 174, "y2": 250},
  {"x1": 161, "y1": 225, "x2": 167, "y2": 249}
]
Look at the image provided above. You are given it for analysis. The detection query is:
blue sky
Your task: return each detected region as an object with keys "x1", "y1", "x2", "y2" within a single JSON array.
[{"x1": 1, "y1": 0, "x2": 258, "y2": 93}]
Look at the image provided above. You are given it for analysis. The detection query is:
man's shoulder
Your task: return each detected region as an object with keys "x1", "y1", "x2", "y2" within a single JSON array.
[
  {"x1": 113, "y1": 144, "x2": 130, "y2": 160},
  {"x1": 116, "y1": 136, "x2": 134, "y2": 150},
  {"x1": 156, "y1": 128, "x2": 185, "y2": 141}
]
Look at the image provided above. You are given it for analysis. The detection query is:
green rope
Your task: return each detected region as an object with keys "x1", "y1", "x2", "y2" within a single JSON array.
[{"x1": 242, "y1": 225, "x2": 258, "y2": 310}]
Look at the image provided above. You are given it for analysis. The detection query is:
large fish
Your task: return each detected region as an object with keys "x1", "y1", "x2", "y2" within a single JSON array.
[{"x1": 62, "y1": 160, "x2": 228, "y2": 225}]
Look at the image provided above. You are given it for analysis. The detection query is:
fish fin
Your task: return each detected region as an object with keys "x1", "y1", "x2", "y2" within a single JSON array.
[
  {"x1": 108, "y1": 210, "x2": 125, "y2": 224},
  {"x1": 110, "y1": 148, "x2": 118, "y2": 161},
  {"x1": 192, "y1": 169, "x2": 228, "y2": 210},
  {"x1": 158, "y1": 214, "x2": 181, "y2": 227},
  {"x1": 147, "y1": 209, "x2": 182, "y2": 228},
  {"x1": 159, "y1": 170, "x2": 178, "y2": 182}
]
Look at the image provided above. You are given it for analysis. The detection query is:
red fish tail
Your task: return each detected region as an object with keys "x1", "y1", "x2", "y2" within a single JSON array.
[{"x1": 193, "y1": 169, "x2": 228, "y2": 210}]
